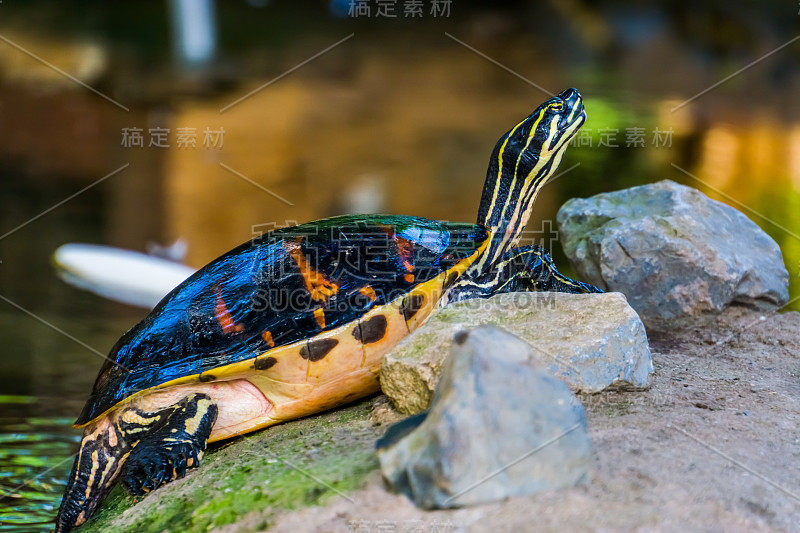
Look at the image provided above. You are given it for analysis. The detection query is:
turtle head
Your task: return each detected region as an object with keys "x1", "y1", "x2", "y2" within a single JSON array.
[
  {"x1": 475, "y1": 88, "x2": 586, "y2": 270},
  {"x1": 506, "y1": 87, "x2": 586, "y2": 172}
]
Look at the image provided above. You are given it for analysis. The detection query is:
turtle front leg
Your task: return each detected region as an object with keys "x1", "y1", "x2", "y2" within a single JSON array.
[
  {"x1": 502, "y1": 245, "x2": 603, "y2": 294},
  {"x1": 445, "y1": 245, "x2": 601, "y2": 304},
  {"x1": 55, "y1": 394, "x2": 217, "y2": 533},
  {"x1": 121, "y1": 393, "x2": 218, "y2": 495}
]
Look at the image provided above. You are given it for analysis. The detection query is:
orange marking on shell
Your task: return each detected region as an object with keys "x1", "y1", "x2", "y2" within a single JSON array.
[
  {"x1": 359, "y1": 285, "x2": 377, "y2": 301},
  {"x1": 261, "y1": 331, "x2": 275, "y2": 348},
  {"x1": 214, "y1": 286, "x2": 244, "y2": 334},
  {"x1": 314, "y1": 308, "x2": 326, "y2": 329},
  {"x1": 392, "y1": 235, "x2": 416, "y2": 274},
  {"x1": 395, "y1": 236, "x2": 415, "y2": 271},
  {"x1": 381, "y1": 226, "x2": 416, "y2": 273},
  {"x1": 404, "y1": 273, "x2": 415, "y2": 283},
  {"x1": 284, "y1": 240, "x2": 339, "y2": 302}
]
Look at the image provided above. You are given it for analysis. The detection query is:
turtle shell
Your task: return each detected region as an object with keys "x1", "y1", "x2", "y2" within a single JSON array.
[{"x1": 75, "y1": 215, "x2": 489, "y2": 426}]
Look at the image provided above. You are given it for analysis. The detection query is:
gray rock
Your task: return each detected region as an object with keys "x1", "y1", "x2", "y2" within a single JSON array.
[
  {"x1": 557, "y1": 180, "x2": 789, "y2": 330},
  {"x1": 377, "y1": 325, "x2": 593, "y2": 508},
  {"x1": 380, "y1": 292, "x2": 652, "y2": 415}
]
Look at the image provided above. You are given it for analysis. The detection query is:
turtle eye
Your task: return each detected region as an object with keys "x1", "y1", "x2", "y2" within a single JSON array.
[{"x1": 551, "y1": 101, "x2": 564, "y2": 111}]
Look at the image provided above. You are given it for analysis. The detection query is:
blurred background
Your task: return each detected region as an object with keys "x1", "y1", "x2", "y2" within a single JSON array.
[{"x1": 0, "y1": 1, "x2": 798, "y2": 530}]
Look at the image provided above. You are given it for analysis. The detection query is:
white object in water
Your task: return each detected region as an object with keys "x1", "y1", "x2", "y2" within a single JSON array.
[
  {"x1": 169, "y1": 0, "x2": 217, "y2": 66},
  {"x1": 53, "y1": 244, "x2": 197, "y2": 309}
]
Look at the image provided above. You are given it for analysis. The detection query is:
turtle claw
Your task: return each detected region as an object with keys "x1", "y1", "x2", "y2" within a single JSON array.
[{"x1": 122, "y1": 440, "x2": 203, "y2": 496}]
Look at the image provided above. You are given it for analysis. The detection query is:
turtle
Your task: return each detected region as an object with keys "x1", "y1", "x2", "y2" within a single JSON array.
[{"x1": 55, "y1": 88, "x2": 599, "y2": 532}]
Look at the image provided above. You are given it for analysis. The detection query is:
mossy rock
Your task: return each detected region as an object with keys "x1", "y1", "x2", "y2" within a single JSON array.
[{"x1": 80, "y1": 398, "x2": 384, "y2": 532}]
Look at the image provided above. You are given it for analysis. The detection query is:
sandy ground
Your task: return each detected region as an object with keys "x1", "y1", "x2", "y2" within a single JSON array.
[{"x1": 242, "y1": 308, "x2": 800, "y2": 533}]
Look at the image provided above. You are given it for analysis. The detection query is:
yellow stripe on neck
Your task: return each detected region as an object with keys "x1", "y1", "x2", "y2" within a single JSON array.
[{"x1": 482, "y1": 112, "x2": 551, "y2": 268}]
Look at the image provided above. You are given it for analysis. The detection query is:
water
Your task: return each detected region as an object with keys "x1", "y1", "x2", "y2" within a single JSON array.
[
  {"x1": 0, "y1": 398, "x2": 77, "y2": 533},
  {"x1": 0, "y1": 301, "x2": 143, "y2": 531},
  {"x1": 0, "y1": 172, "x2": 150, "y2": 529}
]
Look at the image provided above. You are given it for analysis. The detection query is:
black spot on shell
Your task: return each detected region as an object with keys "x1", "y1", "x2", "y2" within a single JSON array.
[
  {"x1": 355, "y1": 315, "x2": 388, "y2": 344},
  {"x1": 300, "y1": 338, "x2": 339, "y2": 362},
  {"x1": 254, "y1": 356, "x2": 278, "y2": 370},
  {"x1": 443, "y1": 271, "x2": 460, "y2": 291},
  {"x1": 401, "y1": 293, "x2": 425, "y2": 322},
  {"x1": 454, "y1": 331, "x2": 469, "y2": 345},
  {"x1": 199, "y1": 374, "x2": 216, "y2": 382}
]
